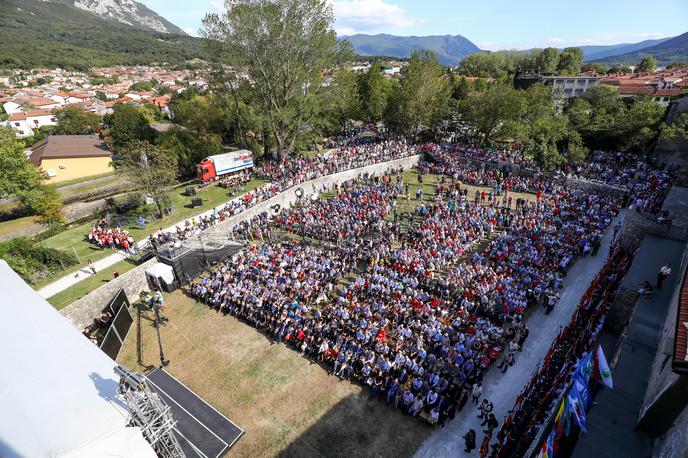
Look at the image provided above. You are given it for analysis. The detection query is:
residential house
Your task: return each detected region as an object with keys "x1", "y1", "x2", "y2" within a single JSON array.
[{"x1": 29, "y1": 135, "x2": 112, "y2": 183}]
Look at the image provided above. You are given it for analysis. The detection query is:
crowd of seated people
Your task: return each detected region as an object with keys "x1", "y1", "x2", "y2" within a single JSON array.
[
  {"x1": 87, "y1": 220, "x2": 136, "y2": 252},
  {"x1": 149, "y1": 140, "x2": 419, "y2": 251},
  {"x1": 183, "y1": 150, "x2": 626, "y2": 428}
]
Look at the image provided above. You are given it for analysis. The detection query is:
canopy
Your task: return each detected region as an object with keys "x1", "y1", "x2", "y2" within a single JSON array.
[
  {"x1": 145, "y1": 262, "x2": 176, "y2": 286},
  {"x1": 0, "y1": 260, "x2": 155, "y2": 458}
]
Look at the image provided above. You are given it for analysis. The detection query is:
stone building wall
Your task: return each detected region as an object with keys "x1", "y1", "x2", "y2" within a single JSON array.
[{"x1": 61, "y1": 258, "x2": 156, "y2": 330}]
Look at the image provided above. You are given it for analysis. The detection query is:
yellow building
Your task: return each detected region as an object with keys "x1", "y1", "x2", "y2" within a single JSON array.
[{"x1": 29, "y1": 135, "x2": 112, "y2": 183}]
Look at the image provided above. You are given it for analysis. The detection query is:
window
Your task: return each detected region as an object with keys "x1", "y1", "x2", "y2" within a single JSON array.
[
  {"x1": 14, "y1": 122, "x2": 20, "y2": 127},
  {"x1": 33, "y1": 120, "x2": 39, "y2": 125},
  {"x1": 50, "y1": 117, "x2": 57, "y2": 122}
]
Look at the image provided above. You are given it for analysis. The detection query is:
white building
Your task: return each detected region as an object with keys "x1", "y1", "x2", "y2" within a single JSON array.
[
  {"x1": 540, "y1": 76, "x2": 601, "y2": 98},
  {"x1": 4, "y1": 109, "x2": 58, "y2": 137}
]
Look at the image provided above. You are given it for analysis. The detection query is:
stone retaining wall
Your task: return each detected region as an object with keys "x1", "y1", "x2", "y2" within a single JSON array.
[{"x1": 61, "y1": 258, "x2": 156, "y2": 330}]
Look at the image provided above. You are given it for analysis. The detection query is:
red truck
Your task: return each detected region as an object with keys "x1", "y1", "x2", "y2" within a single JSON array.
[{"x1": 197, "y1": 150, "x2": 254, "y2": 182}]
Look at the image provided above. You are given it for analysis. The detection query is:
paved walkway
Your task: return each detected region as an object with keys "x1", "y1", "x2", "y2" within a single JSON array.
[
  {"x1": 414, "y1": 212, "x2": 625, "y2": 457},
  {"x1": 572, "y1": 234, "x2": 686, "y2": 458}
]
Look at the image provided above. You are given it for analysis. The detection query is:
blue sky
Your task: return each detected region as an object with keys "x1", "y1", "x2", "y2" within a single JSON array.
[{"x1": 140, "y1": 0, "x2": 688, "y2": 50}]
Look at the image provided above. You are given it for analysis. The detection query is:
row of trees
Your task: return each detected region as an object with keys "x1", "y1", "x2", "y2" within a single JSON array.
[{"x1": 457, "y1": 47, "x2": 585, "y2": 79}]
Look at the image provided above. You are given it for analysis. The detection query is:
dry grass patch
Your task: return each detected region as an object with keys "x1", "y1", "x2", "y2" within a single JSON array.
[{"x1": 118, "y1": 293, "x2": 431, "y2": 457}]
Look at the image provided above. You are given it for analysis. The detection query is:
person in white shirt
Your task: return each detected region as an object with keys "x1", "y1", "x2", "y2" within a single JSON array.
[{"x1": 657, "y1": 262, "x2": 672, "y2": 289}]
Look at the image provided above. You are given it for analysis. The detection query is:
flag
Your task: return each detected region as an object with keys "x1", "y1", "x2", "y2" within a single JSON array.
[
  {"x1": 595, "y1": 345, "x2": 614, "y2": 389},
  {"x1": 574, "y1": 351, "x2": 594, "y2": 384},
  {"x1": 568, "y1": 384, "x2": 588, "y2": 433}
]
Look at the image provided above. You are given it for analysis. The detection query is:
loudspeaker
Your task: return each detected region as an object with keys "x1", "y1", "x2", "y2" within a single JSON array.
[
  {"x1": 192, "y1": 198, "x2": 203, "y2": 208},
  {"x1": 186, "y1": 187, "x2": 197, "y2": 196}
]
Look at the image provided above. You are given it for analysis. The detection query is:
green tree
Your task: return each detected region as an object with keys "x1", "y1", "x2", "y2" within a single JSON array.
[
  {"x1": 384, "y1": 50, "x2": 450, "y2": 136},
  {"x1": 557, "y1": 47, "x2": 584, "y2": 75},
  {"x1": 637, "y1": 55, "x2": 657, "y2": 73},
  {"x1": 202, "y1": 0, "x2": 343, "y2": 159},
  {"x1": 159, "y1": 127, "x2": 223, "y2": 175},
  {"x1": 451, "y1": 75, "x2": 472, "y2": 100},
  {"x1": 95, "y1": 90, "x2": 108, "y2": 101},
  {"x1": 117, "y1": 141, "x2": 177, "y2": 218},
  {"x1": 456, "y1": 82, "x2": 523, "y2": 145},
  {"x1": 52, "y1": 106, "x2": 100, "y2": 135},
  {"x1": 320, "y1": 68, "x2": 361, "y2": 132},
  {"x1": 0, "y1": 127, "x2": 62, "y2": 222},
  {"x1": 533, "y1": 47, "x2": 560, "y2": 74},
  {"x1": 173, "y1": 96, "x2": 225, "y2": 136},
  {"x1": 659, "y1": 113, "x2": 688, "y2": 142},
  {"x1": 358, "y1": 63, "x2": 392, "y2": 121},
  {"x1": 107, "y1": 103, "x2": 156, "y2": 147}
]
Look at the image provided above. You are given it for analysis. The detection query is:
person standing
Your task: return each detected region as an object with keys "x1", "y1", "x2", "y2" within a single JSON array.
[
  {"x1": 517, "y1": 326, "x2": 529, "y2": 351},
  {"x1": 657, "y1": 263, "x2": 672, "y2": 289},
  {"x1": 472, "y1": 382, "x2": 483, "y2": 404},
  {"x1": 464, "y1": 429, "x2": 477, "y2": 453},
  {"x1": 88, "y1": 260, "x2": 96, "y2": 275}
]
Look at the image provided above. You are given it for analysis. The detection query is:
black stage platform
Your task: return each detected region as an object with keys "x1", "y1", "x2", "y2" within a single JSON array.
[{"x1": 146, "y1": 368, "x2": 243, "y2": 457}]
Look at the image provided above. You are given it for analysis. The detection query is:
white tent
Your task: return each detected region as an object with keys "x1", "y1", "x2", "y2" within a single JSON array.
[
  {"x1": 145, "y1": 262, "x2": 175, "y2": 286},
  {"x1": 0, "y1": 260, "x2": 156, "y2": 458}
]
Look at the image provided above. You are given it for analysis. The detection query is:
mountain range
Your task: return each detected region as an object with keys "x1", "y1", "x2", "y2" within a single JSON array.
[
  {"x1": 591, "y1": 31, "x2": 688, "y2": 65},
  {"x1": 343, "y1": 34, "x2": 481, "y2": 66},
  {"x1": 0, "y1": 0, "x2": 685, "y2": 70},
  {"x1": 0, "y1": 0, "x2": 206, "y2": 69}
]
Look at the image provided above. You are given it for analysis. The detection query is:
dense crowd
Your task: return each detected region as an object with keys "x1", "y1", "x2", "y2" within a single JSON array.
[
  {"x1": 433, "y1": 143, "x2": 533, "y2": 167},
  {"x1": 150, "y1": 140, "x2": 419, "y2": 251},
  {"x1": 186, "y1": 153, "x2": 621, "y2": 428}
]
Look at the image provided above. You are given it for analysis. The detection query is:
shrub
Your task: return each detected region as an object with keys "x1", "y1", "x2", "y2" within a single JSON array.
[{"x1": 0, "y1": 237, "x2": 78, "y2": 284}]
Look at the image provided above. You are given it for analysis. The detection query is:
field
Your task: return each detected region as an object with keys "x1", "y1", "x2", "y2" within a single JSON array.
[
  {"x1": 117, "y1": 171, "x2": 538, "y2": 457},
  {"x1": 118, "y1": 293, "x2": 431, "y2": 457}
]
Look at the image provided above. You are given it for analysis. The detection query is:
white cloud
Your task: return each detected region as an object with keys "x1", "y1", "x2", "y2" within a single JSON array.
[
  {"x1": 546, "y1": 37, "x2": 566, "y2": 45},
  {"x1": 210, "y1": 0, "x2": 225, "y2": 13},
  {"x1": 332, "y1": 0, "x2": 415, "y2": 35},
  {"x1": 183, "y1": 26, "x2": 198, "y2": 36}
]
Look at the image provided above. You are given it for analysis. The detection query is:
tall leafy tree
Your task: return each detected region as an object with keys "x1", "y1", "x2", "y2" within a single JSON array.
[
  {"x1": 202, "y1": 0, "x2": 343, "y2": 159},
  {"x1": 637, "y1": 55, "x2": 657, "y2": 73},
  {"x1": 52, "y1": 106, "x2": 100, "y2": 135},
  {"x1": 0, "y1": 127, "x2": 62, "y2": 223},
  {"x1": 106, "y1": 103, "x2": 156, "y2": 147},
  {"x1": 117, "y1": 141, "x2": 177, "y2": 218},
  {"x1": 557, "y1": 47, "x2": 584, "y2": 75},
  {"x1": 385, "y1": 50, "x2": 450, "y2": 136},
  {"x1": 358, "y1": 63, "x2": 393, "y2": 121},
  {"x1": 456, "y1": 82, "x2": 523, "y2": 145},
  {"x1": 533, "y1": 47, "x2": 560, "y2": 75},
  {"x1": 159, "y1": 128, "x2": 223, "y2": 176}
]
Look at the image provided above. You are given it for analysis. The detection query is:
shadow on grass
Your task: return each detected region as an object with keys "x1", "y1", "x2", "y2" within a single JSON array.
[{"x1": 276, "y1": 390, "x2": 431, "y2": 458}]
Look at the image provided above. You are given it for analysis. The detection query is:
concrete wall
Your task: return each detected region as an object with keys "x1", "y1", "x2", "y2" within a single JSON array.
[
  {"x1": 42, "y1": 156, "x2": 113, "y2": 183},
  {"x1": 639, "y1": 249, "x2": 688, "y2": 456},
  {"x1": 61, "y1": 258, "x2": 156, "y2": 330},
  {"x1": 619, "y1": 209, "x2": 688, "y2": 251}
]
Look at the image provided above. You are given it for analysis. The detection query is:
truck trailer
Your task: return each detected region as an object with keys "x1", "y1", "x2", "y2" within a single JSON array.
[{"x1": 197, "y1": 150, "x2": 254, "y2": 182}]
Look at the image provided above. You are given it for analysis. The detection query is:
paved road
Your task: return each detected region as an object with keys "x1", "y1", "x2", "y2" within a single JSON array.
[{"x1": 414, "y1": 212, "x2": 625, "y2": 457}]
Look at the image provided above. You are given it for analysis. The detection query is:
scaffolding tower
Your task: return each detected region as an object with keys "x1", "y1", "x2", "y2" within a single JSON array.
[{"x1": 115, "y1": 365, "x2": 185, "y2": 458}]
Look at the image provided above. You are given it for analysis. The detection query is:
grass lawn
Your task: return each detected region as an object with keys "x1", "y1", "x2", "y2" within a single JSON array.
[
  {"x1": 118, "y1": 292, "x2": 431, "y2": 457},
  {"x1": 49, "y1": 171, "x2": 118, "y2": 190},
  {"x1": 35, "y1": 179, "x2": 266, "y2": 290},
  {"x1": 47, "y1": 259, "x2": 137, "y2": 310},
  {"x1": 0, "y1": 215, "x2": 40, "y2": 239}
]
